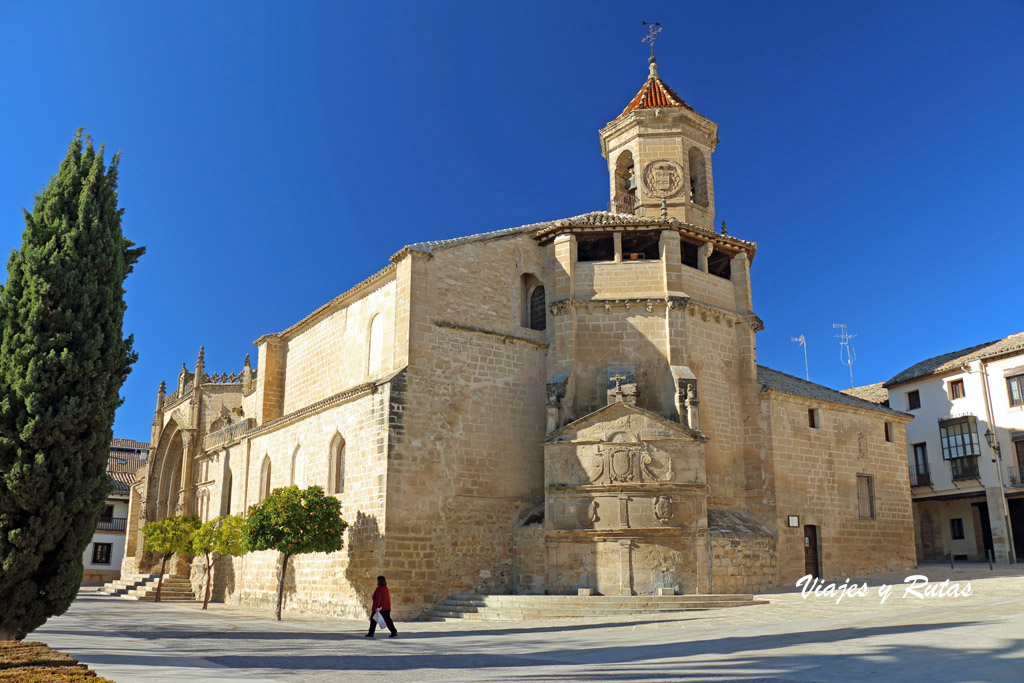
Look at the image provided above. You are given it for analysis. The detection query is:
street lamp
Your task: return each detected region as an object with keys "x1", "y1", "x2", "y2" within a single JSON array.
[
  {"x1": 985, "y1": 428, "x2": 1001, "y2": 454},
  {"x1": 985, "y1": 427, "x2": 1015, "y2": 563}
]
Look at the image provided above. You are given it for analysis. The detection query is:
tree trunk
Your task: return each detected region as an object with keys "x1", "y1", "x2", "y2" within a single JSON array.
[
  {"x1": 274, "y1": 553, "x2": 290, "y2": 621},
  {"x1": 155, "y1": 555, "x2": 169, "y2": 603},
  {"x1": 0, "y1": 627, "x2": 18, "y2": 641},
  {"x1": 202, "y1": 553, "x2": 213, "y2": 610}
]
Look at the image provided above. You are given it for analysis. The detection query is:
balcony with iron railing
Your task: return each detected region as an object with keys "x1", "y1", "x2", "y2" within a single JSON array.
[
  {"x1": 1008, "y1": 465, "x2": 1024, "y2": 487},
  {"x1": 909, "y1": 468, "x2": 932, "y2": 487},
  {"x1": 950, "y1": 456, "x2": 981, "y2": 481},
  {"x1": 96, "y1": 517, "x2": 127, "y2": 532}
]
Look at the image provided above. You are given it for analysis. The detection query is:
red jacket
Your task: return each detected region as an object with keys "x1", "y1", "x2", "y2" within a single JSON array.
[{"x1": 371, "y1": 585, "x2": 391, "y2": 612}]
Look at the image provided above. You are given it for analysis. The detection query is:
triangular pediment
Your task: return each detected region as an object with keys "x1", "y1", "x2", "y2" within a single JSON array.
[{"x1": 544, "y1": 401, "x2": 706, "y2": 444}]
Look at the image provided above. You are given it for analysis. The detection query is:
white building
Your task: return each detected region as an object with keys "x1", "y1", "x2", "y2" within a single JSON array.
[
  {"x1": 880, "y1": 333, "x2": 1024, "y2": 563},
  {"x1": 81, "y1": 438, "x2": 149, "y2": 584}
]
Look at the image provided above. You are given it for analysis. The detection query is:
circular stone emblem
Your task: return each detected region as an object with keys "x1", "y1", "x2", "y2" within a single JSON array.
[{"x1": 642, "y1": 159, "x2": 685, "y2": 199}]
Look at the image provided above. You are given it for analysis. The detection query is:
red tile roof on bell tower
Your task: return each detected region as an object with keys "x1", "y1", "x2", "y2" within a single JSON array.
[{"x1": 617, "y1": 57, "x2": 694, "y2": 119}]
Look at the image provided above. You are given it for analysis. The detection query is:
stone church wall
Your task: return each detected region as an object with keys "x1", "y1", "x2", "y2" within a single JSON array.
[
  {"x1": 280, "y1": 276, "x2": 398, "y2": 415},
  {"x1": 681, "y1": 312, "x2": 763, "y2": 510},
  {"x1": 210, "y1": 384, "x2": 393, "y2": 618},
  {"x1": 379, "y1": 238, "x2": 548, "y2": 618},
  {"x1": 709, "y1": 534, "x2": 778, "y2": 594},
  {"x1": 763, "y1": 394, "x2": 916, "y2": 584}
]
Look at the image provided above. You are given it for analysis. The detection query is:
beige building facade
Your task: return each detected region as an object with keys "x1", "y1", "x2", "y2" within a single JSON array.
[{"x1": 122, "y1": 56, "x2": 915, "y2": 618}]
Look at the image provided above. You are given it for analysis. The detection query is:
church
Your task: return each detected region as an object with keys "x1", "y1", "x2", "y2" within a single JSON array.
[{"x1": 120, "y1": 55, "x2": 916, "y2": 618}]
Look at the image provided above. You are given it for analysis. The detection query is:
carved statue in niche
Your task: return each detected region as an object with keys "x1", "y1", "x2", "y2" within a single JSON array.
[{"x1": 653, "y1": 495, "x2": 674, "y2": 524}]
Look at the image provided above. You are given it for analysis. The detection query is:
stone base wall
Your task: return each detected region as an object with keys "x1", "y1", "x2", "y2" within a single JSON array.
[
  {"x1": 544, "y1": 537, "x2": 706, "y2": 596},
  {"x1": 512, "y1": 523, "x2": 545, "y2": 594},
  {"x1": 709, "y1": 534, "x2": 777, "y2": 594},
  {"x1": 82, "y1": 568, "x2": 119, "y2": 584}
]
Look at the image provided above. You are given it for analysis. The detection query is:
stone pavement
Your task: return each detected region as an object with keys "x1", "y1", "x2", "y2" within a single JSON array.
[{"x1": 35, "y1": 562, "x2": 1024, "y2": 682}]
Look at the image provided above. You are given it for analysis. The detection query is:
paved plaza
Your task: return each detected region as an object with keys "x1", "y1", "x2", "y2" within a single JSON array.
[{"x1": 35, "y1": 563, "x2": 1024, "y2": 682}]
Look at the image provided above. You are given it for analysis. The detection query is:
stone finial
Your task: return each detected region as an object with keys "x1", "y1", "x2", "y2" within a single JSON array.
[
  {"x1": 685, "y1": 384, "x2": 700, "y2": 432},
  {"x1": 242, "y1": 353, "x2": 253, "y2": 394},
  {"x1": 195, "y1": 346, "x2": 205, "y2": 376},
  {"x1": 721, "y1": 220, "x2": 728, "y2": 236},
  {"x1": 156, "y1": 380, "x2": 166, "y2": 410},
  {"x1": 649, "y1": 56, "x2": 658, "y2": 78}
]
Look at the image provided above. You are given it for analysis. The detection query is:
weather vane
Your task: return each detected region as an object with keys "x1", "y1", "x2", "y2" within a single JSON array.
[{"x1": 642, "y1": 21, "x2": 662, "y2": 58}]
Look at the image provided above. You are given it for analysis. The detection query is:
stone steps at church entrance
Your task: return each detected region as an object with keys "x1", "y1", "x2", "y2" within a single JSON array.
[
  {"x1": 421, "y1": 593, "x2": 769, "y2": 621},
  {"x1": 98, "y1": 574, "x2": 198, "y2": 602}
]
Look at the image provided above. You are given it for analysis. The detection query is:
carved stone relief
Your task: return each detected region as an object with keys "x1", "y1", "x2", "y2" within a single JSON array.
[
  {"x1": 653, "y1": 495, "x2": 674, "y2": 524},
  {"x1": 642, "y1": 160, "x2": 685, "y2": 199}
]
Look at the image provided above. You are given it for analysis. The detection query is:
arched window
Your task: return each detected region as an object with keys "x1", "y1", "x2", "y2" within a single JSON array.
[
  {"x1": 259, "y1": 455, "x2": 272, "y2": 502},
  {"x1": 613, "y1": 150, "x2": 637, "y2": 214},
  {"x1": 688, "y1": 147, "x2": 709, "y2": 207},
  {"x1": 367, "y1": 313, "x2": 383, "y2": 376},
  {"x1": 221, "y1": 471, "x2": 233, "y2": 516},
  {"x1": 328, "y1": 434, "x2": 346, "y2": 495},
  {"x1": 290, "y1": 445, "x2": 304, "y2": 488},
  {"x1": 529, "y1": 286, "x2": 546, "y2": 331},
  {"x1": 520, "y1": 273, "x2": 546, "y2": 331}
]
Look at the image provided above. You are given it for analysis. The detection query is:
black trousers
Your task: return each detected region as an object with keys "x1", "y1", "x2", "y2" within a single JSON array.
[{"x1": 368, "y1": 609, "x2": 397, "y2": 636}]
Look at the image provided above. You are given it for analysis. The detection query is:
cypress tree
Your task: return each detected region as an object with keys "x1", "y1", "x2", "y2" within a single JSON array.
[{"x1": 0, "y1": 131, "x2": 144, "y2": 640}]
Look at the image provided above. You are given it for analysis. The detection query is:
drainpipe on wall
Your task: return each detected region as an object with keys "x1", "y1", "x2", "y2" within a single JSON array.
[{"x1": 979, "y1": 359, "x2": 1016, "y2": 563}]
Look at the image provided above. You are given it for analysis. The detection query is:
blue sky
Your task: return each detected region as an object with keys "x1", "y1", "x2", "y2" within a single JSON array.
[{"x1": 1, "y1": 1, "x2": 1022, "y2": 441}]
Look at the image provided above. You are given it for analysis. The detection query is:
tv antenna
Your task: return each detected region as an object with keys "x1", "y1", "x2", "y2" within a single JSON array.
[
  {"x1": 833, "y1": 323, "x2": 857, "y2": 388},
  {"x1": 791, "y1": 335, "x2": 809, "y2": 381}
]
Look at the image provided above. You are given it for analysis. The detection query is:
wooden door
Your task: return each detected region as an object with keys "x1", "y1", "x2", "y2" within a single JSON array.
[{"x1": 804, "y1": 525, "x2": 819, "y2": 577}]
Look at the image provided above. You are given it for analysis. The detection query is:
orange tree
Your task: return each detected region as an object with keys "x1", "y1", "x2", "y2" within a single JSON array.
[
  {"x1": 244, "y1": 485, "x2": 346, "y2": 620},
  {"x1": 191, "y1": 515, "x2": 246, "y2": 609},
  {"x1": 141, "y1": 515, "x2": 200, "y2": 602}
]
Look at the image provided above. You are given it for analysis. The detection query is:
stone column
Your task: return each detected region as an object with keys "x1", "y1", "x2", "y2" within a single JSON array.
[{"x1": 698, "y1": 242, "x2": 714, "y2": 273}]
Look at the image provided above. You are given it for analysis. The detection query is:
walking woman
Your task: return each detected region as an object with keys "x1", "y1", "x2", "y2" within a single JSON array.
[{"x1": 365, "y1": 575, "x2": 398, "y2": 638}]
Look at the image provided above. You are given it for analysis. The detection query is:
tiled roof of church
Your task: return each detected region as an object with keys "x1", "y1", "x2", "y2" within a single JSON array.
[
  {"x1": 840, "y1": 382, "x2": 889, "y2": 406},
  {"x1": 758, "y1": 365, "x2": 908, "y2": 417},
  {"x1": 400, "y1": 211, "x2": 756, "y2": 257},
  {"x1": 616, "y1": 58, "x2": 694, "y2": 120},
  {"x1": 883, "y1": 332, "x2": 1024, "y2": 388}
]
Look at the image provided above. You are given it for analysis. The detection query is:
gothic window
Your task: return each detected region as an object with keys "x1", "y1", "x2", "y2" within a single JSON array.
[
  {"x1": 367, "y1": 313, "x2": 383, "y2": 376},
  {"x1": 688, "y1": 147, "x2": 709, "y2": 207},
  {"x1": 521, "y1": 274, "x2": 546, "y2": 331},
  {"x1": 328, "y1": 434, "x2": 346, "y2": 495},
  {"x1": 259, "y1": 455, "x2": 272, "y2": 502},
  {"x1": 528, "y1": 286, "x2": 546, "y2": 331},
  {"x1": 290, "y1": 445, "x2": 304, "y2": 487}
]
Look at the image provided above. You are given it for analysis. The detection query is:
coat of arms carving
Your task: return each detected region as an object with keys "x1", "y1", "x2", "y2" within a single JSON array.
[
  {"x1": 642, "y1": 160, "x2": 684, "y2": 199},
  {"x1": 653, "y1": 495, "x2": 674, "y2": 524}
]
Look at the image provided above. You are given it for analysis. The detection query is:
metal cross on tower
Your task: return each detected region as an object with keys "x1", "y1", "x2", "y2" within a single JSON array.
[{"x1": 642, "y1": 21, "x2": 662, "y2": 58}]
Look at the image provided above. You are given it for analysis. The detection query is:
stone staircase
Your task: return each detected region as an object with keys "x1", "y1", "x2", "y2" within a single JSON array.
[
  {"x1": 421, "y1": 593, "x2": 769, "y2": 621},
  {"x1": 99, "y1": 573, "x2": 197, "y2": 602}
]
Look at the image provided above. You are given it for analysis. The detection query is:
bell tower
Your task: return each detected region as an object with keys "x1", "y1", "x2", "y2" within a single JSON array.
[{"x1": 599, "y1": 56, "x2": 719, "y2": 229}]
